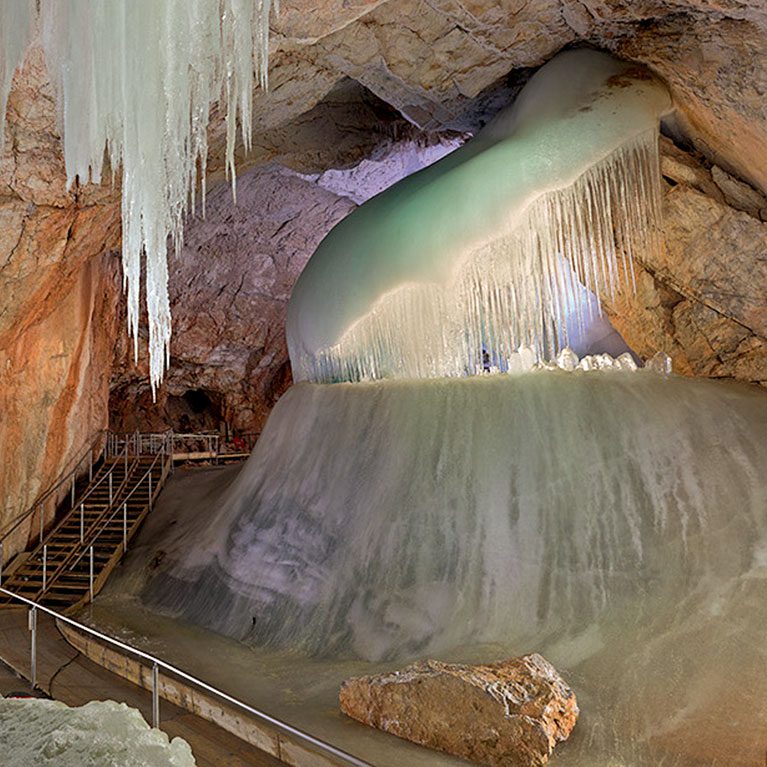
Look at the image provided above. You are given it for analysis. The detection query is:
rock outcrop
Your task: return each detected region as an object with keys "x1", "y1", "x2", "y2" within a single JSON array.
[
  {"x1": 339, "y1": 654, "x2": 578, "y2": 767},
  {"x1": 603, "y1": 136, "x2": 767, "y2": 386},
  {"x1": 0, "y1": 46, "x2": 121, "y2": 556}
]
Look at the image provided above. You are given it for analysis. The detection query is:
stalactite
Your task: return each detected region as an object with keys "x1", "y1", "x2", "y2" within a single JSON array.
[{"x1": 0, "y1": 0, "x2": 276, "y2": 392}]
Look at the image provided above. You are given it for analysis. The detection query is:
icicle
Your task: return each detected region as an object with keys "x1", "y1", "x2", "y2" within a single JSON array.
[
  {"x1": 293, "y1": 131, "x2": 664, "y2": 384},
  {"x1": 35, "y1": 0, "x2": 275, "y2": 393},
  {"x1": 0, "y1": 0, "x2": 35, "y2": 151}
]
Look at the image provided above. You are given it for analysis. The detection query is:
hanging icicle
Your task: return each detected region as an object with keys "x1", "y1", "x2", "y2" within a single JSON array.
[{"x1": 0, "y1": 0, "x2": 276, "y2": 393}]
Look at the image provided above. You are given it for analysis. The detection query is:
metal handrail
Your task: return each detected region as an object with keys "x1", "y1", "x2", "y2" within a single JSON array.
[
  {"x1": 71, "y1": 436, "x2": 172, "y2": 569},
  {"x1": 0, "y1": 429, "x2": 107, "y2": 547},
  {"x1": 24, "y1": 440, "x2": 134, "y2": 566},
  {"x1": 0, "y1": 586, "x2": 371, "y2": 766},
  {"x1": 23, "y1": 442, "x2": 138, "y2": 600}
]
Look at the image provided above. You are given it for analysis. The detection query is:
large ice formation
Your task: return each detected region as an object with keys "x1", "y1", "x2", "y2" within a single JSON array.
[
  {"x1": 141, "y1": 373, "x2": 767, "y2": 661},
  {"x1": 287, "y1": 50, "x2": 671, "y2": 382},
  {"x1": 118, "y1": 370, "x2": 767, "y2": 764},
  {"x1": 0, "y1": 1, "x2": 274, "y2": 390},
  {"x1": 0, "y1": 698, "x2": 195, "y2": 767}
]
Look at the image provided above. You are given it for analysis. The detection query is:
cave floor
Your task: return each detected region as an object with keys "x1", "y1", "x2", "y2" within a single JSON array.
[{"x1": 0, "y1": 607, "x2": 285, "y2": 766}]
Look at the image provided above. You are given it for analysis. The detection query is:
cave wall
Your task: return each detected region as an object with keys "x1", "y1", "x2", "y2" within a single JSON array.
[
  {"x1": 0, "y1": 47, "x2": 121, "y2": 555},
  {"x1": 606, "y1": 137, "x2": 767, "y2": 384}
]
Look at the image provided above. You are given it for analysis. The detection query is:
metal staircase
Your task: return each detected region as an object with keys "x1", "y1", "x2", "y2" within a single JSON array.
[{"x1": 0, "y1": 434, "x2": 172, "y2": 613}]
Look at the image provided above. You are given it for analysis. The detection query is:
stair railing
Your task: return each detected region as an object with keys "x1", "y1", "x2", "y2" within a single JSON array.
[
  {"x1": 0, "y1": 430, "x2": 108, "y2": 577},
  {"x1": 67, "y1": 432, "x2": 173, "y2": 604},
  {"x1": 22, "y1": 440, "x2": 137, "y2": 599}
]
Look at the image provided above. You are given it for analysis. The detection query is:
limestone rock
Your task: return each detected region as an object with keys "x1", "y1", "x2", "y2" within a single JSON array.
[
  {"x1": 339, "y1": 654, "x2": 578, "y2": 767},
  {"x1": 0, "y1": 45, "x2": 121, "y2": 558},
  {"x1": 711, "y1": 165, "x2": 767, "y2": 218},
  {"x1": 603, "y1": 137, "x2": 767, "y2": 387}
]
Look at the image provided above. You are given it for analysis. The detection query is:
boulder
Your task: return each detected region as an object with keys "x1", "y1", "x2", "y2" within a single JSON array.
[{"x1": 339, "y1": 654, "x2": 578, "y2": 767}]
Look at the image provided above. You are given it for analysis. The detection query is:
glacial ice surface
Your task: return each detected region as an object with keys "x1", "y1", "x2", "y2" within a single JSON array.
[
  {"x1": 287, "y1": 50, "x2": 671, "y2": 383},
  {"x1": 103, "y1": 371, "x2": 767, "y2": 766},
  {"x1": 0, "y1": 698, "x2": 195, "y2": 767}
]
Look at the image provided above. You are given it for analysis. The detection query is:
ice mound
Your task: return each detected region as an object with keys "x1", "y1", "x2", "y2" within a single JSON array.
[
  {"x1": 0, "y1": 698, "x2": 195, "y2": 767},
  {"x1": 287, "y1": 49, "x2": 672, "y2": 383}
]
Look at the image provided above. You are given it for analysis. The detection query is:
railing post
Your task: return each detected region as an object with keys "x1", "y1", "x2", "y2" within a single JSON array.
[
  {"x1": 29, "y1": 606, "x2": 37, "y2": 689},
  {"x1": 125, "y1": 443, "x2": 128, "y2": 473},
  {"x1": 89, "y1": 448, "x2": 93, "y2": 482},
  {"x1": 39, "y1": 504, "x2": 44, "y2": 545},
  {"x1": 80, "y1": 503, "x2": 84, "y2": 545},
  {"x1": 71, "y1": 474, "x2": 75, "y2": 510},
  {"x1": 42, "y1": 545, "x2": 47, "y2": 592},
  {"x1": 152, "y1": 662, "x2": 160, "y2": 728},
  {"x1": 89, "y1": 546, "x2": 94, "y2": 603},
  {"x1": 123, "y1": 503, "x2": 128, "y2": 553},
  {"x1": 109, "y1": 473, "x2": 113, "y2": 506},
  {"x1": 148, "y1": 473, "x2": 153, "y2": 510}
]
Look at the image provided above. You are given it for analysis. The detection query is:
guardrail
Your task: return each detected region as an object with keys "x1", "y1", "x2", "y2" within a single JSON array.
[
  {"x1": 0, "y1": 430, "x2": 108, "y2": 571},
  {"x1": 1, "y1": 430, "x2": 253, "y2": 586},
  {"x1": 66, "y1": 434, "x2": 173, "y2": 607},
  {"x1": 0, "y1": 586, "x2": 371, "y2": 767}
]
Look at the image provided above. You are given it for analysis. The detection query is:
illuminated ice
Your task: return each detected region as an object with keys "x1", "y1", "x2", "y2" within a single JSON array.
[
  {"x1": 287, "y1": 50, "x2": 671, "y2": 383},
  {"x1": 1, "y1": 1, "x2": 274, "y2": 390}
]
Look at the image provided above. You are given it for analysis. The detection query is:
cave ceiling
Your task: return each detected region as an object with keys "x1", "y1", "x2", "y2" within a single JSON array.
[{"x1": 205, "y1": 0, "x2": 767, "y2": 193}]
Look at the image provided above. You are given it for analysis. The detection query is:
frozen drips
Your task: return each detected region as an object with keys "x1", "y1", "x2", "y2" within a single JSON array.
[{"x1": 288, "y1": 50, "x2": 672, "y2": 383}]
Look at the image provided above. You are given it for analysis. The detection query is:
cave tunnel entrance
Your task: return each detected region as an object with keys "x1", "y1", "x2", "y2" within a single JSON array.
[{"x1": 109, "y1": 386, "x2": 226, "y2": 436}]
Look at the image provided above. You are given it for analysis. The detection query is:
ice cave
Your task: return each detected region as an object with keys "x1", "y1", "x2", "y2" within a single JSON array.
[{"x1": 0, "y1": 3, "x2": 766, "y2": 767}]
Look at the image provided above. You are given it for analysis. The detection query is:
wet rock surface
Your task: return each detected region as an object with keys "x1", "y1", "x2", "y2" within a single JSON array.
[{"x1": 339, "y1": 654, "x2": 578, "y2": 766}]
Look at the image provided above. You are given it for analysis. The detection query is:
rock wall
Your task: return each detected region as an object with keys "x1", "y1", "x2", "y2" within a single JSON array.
[
  {"x1": 604, "y1": 137, "x2": 767, "y2": 386},
  {"x1": 109, "y1": 164, "x2": 356, "y2": 435},
  {"x1": 0, "y1": 47, "x2": 121, "y2": 556}
]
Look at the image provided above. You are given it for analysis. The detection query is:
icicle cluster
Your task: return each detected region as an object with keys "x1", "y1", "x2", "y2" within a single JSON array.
[
  {"x1": 295, "y1": 130, "x2": 663, "y2": 383},
  {"x1": 0, "y1": 0, "x2": 276, "y2": 392}
]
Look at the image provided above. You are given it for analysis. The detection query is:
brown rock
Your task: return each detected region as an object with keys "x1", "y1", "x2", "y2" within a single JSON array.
[
  {"x1": 0, "y1": 44, "x2": 121, "y2": 558},
  {"x1": 339, "y1": 654, "x2": 578, "y2": 766}
]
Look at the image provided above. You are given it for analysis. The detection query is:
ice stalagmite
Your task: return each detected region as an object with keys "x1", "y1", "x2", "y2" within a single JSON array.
[{"x1": 287, "y1": 50, "x2": 672, "y2": 382}]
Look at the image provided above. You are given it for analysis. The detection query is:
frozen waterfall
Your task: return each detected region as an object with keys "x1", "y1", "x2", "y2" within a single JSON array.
[
  {"x1": 287, "y1": 50, "x2": 671, "y2": 383},
  {"x1": 140, "y1": 372, "x2": 767, "y2": 662},
  {"x1": 115, "y1": 370, "x2": 767, "y2": 764}
]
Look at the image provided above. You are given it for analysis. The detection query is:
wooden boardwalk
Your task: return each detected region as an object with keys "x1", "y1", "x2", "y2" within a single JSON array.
[{"x1": 0, "y1": 608, "x2": 284, "y2": 767}]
